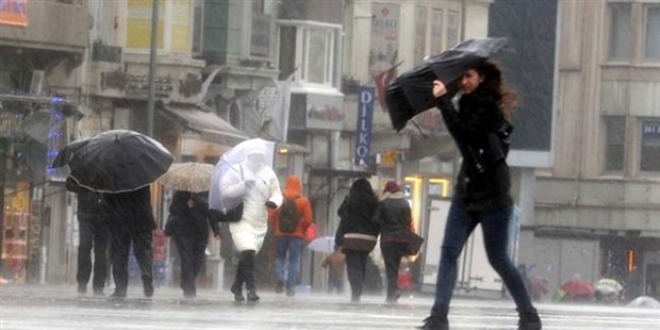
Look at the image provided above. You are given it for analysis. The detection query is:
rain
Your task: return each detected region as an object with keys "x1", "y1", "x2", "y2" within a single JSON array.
[{"x1": 1, "y1": 0, "x2": 659, "y2": 329}]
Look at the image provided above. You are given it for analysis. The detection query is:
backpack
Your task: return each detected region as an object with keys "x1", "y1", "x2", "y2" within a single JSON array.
[{"x1": 278, "y1": 196, "x2": 301, "y2": 233}]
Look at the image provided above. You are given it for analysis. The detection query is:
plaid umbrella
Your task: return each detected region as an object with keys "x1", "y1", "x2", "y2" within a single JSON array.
[{"x1": 157, "y1": 163, "x2": 215, "y2": 193}]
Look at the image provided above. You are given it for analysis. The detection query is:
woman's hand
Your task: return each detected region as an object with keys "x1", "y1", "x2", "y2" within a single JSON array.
[{"x1": 432, "y1": 80, "x2": 447, "y2": 98}]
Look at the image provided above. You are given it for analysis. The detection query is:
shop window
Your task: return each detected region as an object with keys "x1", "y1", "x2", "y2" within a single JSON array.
[
  {"x1": 641, "y1": 120, "x2": 660, "y2": 172},
  {"x1": 605, "y1": 116, "x2": 626, "y2": 171},
  {"x1": 608, "y1": 2, "x2": 632, "y2": 61},
  {"x1": 645, "y1": 6, "x2": 660, "y2": 60}
]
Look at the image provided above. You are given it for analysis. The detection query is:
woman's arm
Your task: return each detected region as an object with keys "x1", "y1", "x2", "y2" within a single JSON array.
[{"x1": 437, "y1": 96, "x2": 500, "y2": 140}]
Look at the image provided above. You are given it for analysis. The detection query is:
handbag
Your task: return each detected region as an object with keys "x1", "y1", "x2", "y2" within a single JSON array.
[
  {"x1": 211, "y1": 164, "x2": 245, "y2": 223},
  {"x1": 406, "y1": 231, "x2": 425, "y2": 255},
  {"x1": 211, "y1": 203, "x2": 243, "y2": 223}
]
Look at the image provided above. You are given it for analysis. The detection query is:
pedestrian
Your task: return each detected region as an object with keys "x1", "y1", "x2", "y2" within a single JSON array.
[
  {"x1": 65, "y1": 178, "x2": 110, "y2": 296},
  {"x1": 220, "y1": 146, "x2": 282, "y2": 302},
  {"x1": 164, "y1": 191, "x2": 220, "y2": 298},
  {"x1": 419, "y1": 61, "x2": 542, "y2": 330},
  {"x1": 105, "y1": 186, "x2": 157, "y2": 299},
  {"x1": 375, "y1": 180, "x2": 413, "y2": 303},
  {"x1": 334, "y1": 178, "x2": 380, "y2": 302},
  {"x1": 322, "y1": 246, "x2": 346, "y2": 294},
  {"x1": 269, "y1": 175, "x2": 313, "y2": 296}
]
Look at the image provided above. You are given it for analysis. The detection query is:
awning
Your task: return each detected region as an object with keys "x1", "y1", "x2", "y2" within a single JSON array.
[{"x1": 161, "y1": 105, "x2": 249, "y2": 146}]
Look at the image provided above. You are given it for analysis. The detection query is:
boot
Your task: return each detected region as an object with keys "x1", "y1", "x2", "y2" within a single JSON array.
[
  {"x1": 418, "y1": 305, "x2": 449, "y2": 330},
  {"x1": 242, "y1": 250, "x2": 260, "y2": 302},
  {"x1": 275, "y1": 280, "x2": 284, "y2": 294},
  {"x1": 517, "y1": 308, "x2": 542, "y2": 330},
  {"x1": 386, "y1": 288, "x2": 400, "y2": 303},
  {"x1": 142, "y1": 274, "x2": 154, "y2": 298},
  {"x1": 231, "y1": 261, "x2": 246, "y2": 302}
]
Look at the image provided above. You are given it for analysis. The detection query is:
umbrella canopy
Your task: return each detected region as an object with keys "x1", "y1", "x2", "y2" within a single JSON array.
[
  {"x1": 307, "y1": 236, "x2": 335, "y2": 254},
  {"x1": 595, "y1": 278, "x2": 623, "y2": 295},
  {"x1": 560, "y1": 280, "x2": 596, "y2": 297},
  {"x1": 51, "y1": 138, "x2": 90, "y2": 169},
  {"x1": 209, "y1": 138, "x2": 275, "y2": 212},
  {"x1": 157, "y1": 163, "x2": 214, "y2": 193},
  {"x1": 386, "y1": 37, "x2": 508, "y2": 131},
  {"x1": 66, "y1": 130, "x2": 174, "y2": 193}
]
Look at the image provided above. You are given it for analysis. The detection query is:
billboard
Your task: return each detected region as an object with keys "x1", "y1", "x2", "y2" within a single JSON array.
[{"x1": 0, "y1": 0, "x2": 28, "y2": 27}]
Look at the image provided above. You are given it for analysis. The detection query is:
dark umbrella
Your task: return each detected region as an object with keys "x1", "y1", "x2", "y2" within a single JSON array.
[
  {"x1": 51, "y1": 138, "x2": 90, "y2": 168},
  {"x1": 66, "y1": 129, "x2": 174, "y2": 193},
  {"x1": 386, "y1": 37, "x2": 508, "y2": 131}
]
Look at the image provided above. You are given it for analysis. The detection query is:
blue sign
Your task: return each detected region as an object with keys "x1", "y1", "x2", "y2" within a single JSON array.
[
  {"x1": 642, "y1": 121, "x2": 660, "y2": 139},
  {"x1": 354, "y1": 86, "x2": 375, "y2": 166}
]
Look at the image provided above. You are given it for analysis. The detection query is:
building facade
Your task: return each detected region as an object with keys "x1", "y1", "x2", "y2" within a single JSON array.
[{"x1": 522, "y1": 0, "x2": 660, "y2": 299}]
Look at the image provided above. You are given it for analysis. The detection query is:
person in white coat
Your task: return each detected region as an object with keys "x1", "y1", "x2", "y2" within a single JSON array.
[{"x1": 221, "y1": 145, "x2": 282, "y2": 302}]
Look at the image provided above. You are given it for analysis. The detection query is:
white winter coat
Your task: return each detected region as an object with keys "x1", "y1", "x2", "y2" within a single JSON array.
[{"x1": 220, "y1": 162, "x2": 282, "y2": 252}]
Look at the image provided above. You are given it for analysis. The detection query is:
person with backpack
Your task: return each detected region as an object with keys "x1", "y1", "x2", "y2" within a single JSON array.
[{"x1": 269, "y1": 175, "x2": 313, "y2": 296}]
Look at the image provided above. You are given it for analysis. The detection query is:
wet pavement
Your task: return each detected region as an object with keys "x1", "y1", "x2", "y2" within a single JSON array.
[{"x1": 0, "y1": 284, "x2": 658, "y2": 329}]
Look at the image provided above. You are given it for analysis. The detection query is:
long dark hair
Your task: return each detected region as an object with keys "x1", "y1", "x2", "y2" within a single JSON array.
[{"x1": 473, "y1": 60, "x2": 517, "y2": 119}]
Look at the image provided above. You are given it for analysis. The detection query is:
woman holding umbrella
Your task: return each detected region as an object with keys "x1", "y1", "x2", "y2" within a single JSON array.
[
  {"x1": 164, "y1": 191, "x2": 220, "y2": 298},
  {"x1": 419, "y1": 61, "x2": 542, "y2": 330},
  {"x1": 220, "y1": 142, "x2": 283, "y2": 302}
]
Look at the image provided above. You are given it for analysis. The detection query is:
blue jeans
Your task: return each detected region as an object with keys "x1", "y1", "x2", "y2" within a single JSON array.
[
  {"x1": 433, "y1": 201, "x2": 534, "y2": 312},
  {"x1": 275, "y1": 236, "x2": 304, "y2": 289}
]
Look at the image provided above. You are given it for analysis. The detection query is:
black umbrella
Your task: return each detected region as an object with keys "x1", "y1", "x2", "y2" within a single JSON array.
[
  {"x1": 66, "y1": 129, "x2": 174, "y2": 193},
  {"x1": 386, "y1": 37, "x2": 508, "y2": 131},
  {"x1": 51, "y1": 138, "x2": 90, "y2": 169}
]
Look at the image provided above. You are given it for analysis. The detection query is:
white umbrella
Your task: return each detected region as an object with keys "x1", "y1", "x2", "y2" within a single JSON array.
[{"x1": 307, "y1": 236, "x2": 335, "y2": 254}]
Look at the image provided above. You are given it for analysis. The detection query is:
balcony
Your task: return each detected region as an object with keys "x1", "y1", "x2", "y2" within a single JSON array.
[{"x1": 0, "y1": 0, "x2": 88, "y2": 53}]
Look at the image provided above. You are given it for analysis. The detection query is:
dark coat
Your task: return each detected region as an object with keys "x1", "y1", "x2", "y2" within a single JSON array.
[
  {"x1": 437, "y1": 87, "x2": 514, "y2": 211},
  {"x1": 65, "y1": 177, "x2": 107, "y2": 222},
  {"x1": 335, "y1": 179, "x2": 380, "y2": 251},
  {"x1": 376, "y1": 192, "x2": 412, "y2": 243},
  {"x1": 104, "y1": 186, "x2": 157, "y2": 233},
  {"x1": 165, "y1": 191, "x2": 220, "y2": 239}
]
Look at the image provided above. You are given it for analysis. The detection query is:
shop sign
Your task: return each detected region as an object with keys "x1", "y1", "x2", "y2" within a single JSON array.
[
  {"x1": 354, "y1": 86, "x2": 375, "y2": 166},
  {"x1": 642, "y1": 121, "x2": 660, "y2": 139},
  {"x1": 369, "y1": 3, "x2": 400, "y2": 77},
  {"x1": 0, "y1": 0, "x2": 28, "y2": 27}
]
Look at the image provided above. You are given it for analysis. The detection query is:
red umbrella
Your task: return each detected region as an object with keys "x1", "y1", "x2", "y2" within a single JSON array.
[{"x1": 561, "y1": 280, "x2": 595, "y2": 297}]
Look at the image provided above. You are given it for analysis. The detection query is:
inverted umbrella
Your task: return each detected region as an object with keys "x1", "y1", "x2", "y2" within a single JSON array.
[
  {"x1": 66, "y1": 130, "x2": 174, "y2": 193},
  {"x1": 209, "y1": 138, "x2": 276, "y2": 213},
  {"x1": 157, "y1": 163, "x2": 214, "y2": 193},
  {"x1": 386, "y1": 37, "x2": 508, "y2": 131}
]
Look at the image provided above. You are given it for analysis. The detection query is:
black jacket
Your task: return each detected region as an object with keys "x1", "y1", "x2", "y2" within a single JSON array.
[
  {"x1": 437, "y1": 87, "x2": 514, "y2": 211},
  {"x1": 376, "y1": 192, "x2": 412, "y2": 243},
  {"x1": 165, "y1": 191, "x2": 220, "y2": 238},
  {"x1": 65, "y1": 177, "x2": 107, "y2": 222},
  {"x1": 104, "y1": 186, "x2": 157, "y2": 233},
  {"x1": 335, "y1": 179, "x2": 380, "y2": 250}
]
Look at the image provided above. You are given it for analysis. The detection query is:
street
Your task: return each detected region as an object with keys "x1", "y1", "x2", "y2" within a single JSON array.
[{"x1": 0, "y1": 285, "x2": 658, "y2": 330}]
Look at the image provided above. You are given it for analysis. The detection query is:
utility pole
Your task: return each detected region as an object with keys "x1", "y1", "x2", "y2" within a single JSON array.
[{"x1": 147, "y1": 0, "x2": 159, "y2": 137}]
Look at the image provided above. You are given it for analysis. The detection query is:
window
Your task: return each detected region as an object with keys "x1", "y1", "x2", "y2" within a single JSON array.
[
  {"x1": 414, "y1": 6, "x2": 428, "y2": 65},
  {"x1": 279, "y1": 22, "x2": 340, "y2": 87},
  {"x1": 430, "y1": 9, "x2": 444, "y2": 55},
  {"x1": 191, "y1": 0, "x2": 203, "y2": 54},
  {"x1": 125, "y1": 0, "x2": 193, "y2": 53},
  {"x1": 608, "y1": 3, "x2": 632, "y2": 60},
  {"x1": 250, "y1": 0, "x2": 272, "y2": 58},
  {"x1": 447, "y1": 10, "x2": 460, "y2": 49},
  {"x1": 641, "y1": 120, "x2": 660, "y2": 172},
  {"x1": 645, "y1": 6, "x2": 660, "y2": 60},
  {"x1": 605, "y1": 116, "x2": 626, "y2": 171}
]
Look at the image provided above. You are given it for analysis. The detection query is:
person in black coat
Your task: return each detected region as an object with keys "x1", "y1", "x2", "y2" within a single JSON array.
[
  {"x1": 335, "y1": 178, "x2": 380, "y2": 302},
  {"x1": 104, "y1": 186, "x2": 157, "y2": 299},
  {"x1": 419, "y1": 61, "x2": 541, "y2": 330},
  {"x1": 164, "y1": 191, "x2": 220, "y2": 298},
  {"x1": 376, "y1": 181, "x2": 412, "y2": 303},
  {"x1": 65, "y1": 178, "x2": 110, "y2": 296}
]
